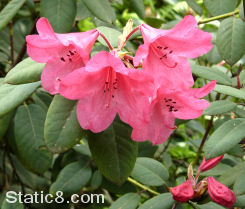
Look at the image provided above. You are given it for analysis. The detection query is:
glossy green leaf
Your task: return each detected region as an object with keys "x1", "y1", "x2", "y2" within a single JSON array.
[
  {"x1": 97, "y1": 26, "x2": 121, "y2": 48},
  {"x1": 200, "y1": 163, "x2": 231, "y2": 176},
  {"x1": 91, "y1": 170, "x2": 102, "y2": 190},
  {"x1": 191, "y1": 63, "x2": 232, "y2": 85},
  {"x1": 218, "y1": 162, "x2": 245, "y2": 186},
  {"x1": 82, "y1": 0, "x2": 116, "y2": 24},
  {"x1": 186, "y1": 0, "x2": 203, "y2": 15},
  {"x1": 12, "y1": 104, "x2": 52, "y2": 174},
  {"x1": 138, "y1": 193, "x2": 174, "y2": 209},
  {"x1": 233, "y1": 169, "x2": 245, "y2": 195},
  {"x1": 0, "y1": 111, "x2": 13, "y2": 140},
  {"x1": 32, "y1": 90, "x2": 52, "y2": 112},
  {"x1": 234, "y1": 194, "x2": 245, "y2": 207},
  {"x1": 204, "y1": 119, "x2": 245, "y2": 159},
  {"x1": 88, "y1": 118, "x2": 138, "y2": 185},
  {"x1": 130, "y1": 0, "x2": 145, "y2": 19},
  {"x1": 216, "y1": 17, "x2": 245, "y2": 66},
  {"x1": 206, "y1": 44, "x2": 222, "y2": 64},
  {"x1": 0, "y1": 0, "x2": 25, "y2": 31},
  {"x1": 214, "y1": 85, "x2": 245, "y2": 99},
  {"x1": 109, "y1": 193, "x2": 140, "y2": 209},
  {"x1": 0, "y1": 82, "x2": 40, "y2": 117},
  {"x1": 2, "y1": 198, "x2": 24, "y2": 209},
  {"x1": 50, "y1": 161, "x2": 92, "y2": 196},
  {"x1": 204, "y1": 0, "x2": 238, "y2": 16},
  {"x1": 131, "y1": 157, "x2": 169, "y2": 186},
  {"x1": 40, "y1": 0, "x2": 76, "y2": 33},
  {"x1": 4, "y1": 58, "x2": 44, "y2": 84},
  {"x1": 203, "y1": 100, "x2": 236, "y2": 115},
  {"x1": 240, "y1": 1, "x2": 245, "y2": 21},
  {"x1": 44, "y1": 95, "x2": 83, "y2": 153}
]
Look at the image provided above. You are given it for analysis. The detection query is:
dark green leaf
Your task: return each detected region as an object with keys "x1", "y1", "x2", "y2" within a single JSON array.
[
  {"x1": 32, "y1": 90, "x2": 52, "y2": 112},
  {"x1": 4, "y1": 58, "x2": 44, "y2": 84},
  {"x1": 97, "y1": 26, "x2": 121, "y2": 48},
  {"x1": 191, "y1": 63, "x2": 232, "y2": 85},
  {"x1": 240, "y1": 1, "x2": 245, "y2": 21},
  {"x1": 44, "y1": 95, "x2": 83, "y2": 153},
  {"x1": 2, "y1": 198, "x2": 24, "y2": 209},
  {"x1": 206, "y1": 44, "x2": 222, "y2": 64},
  {"x1": 200, "y1": 163, "x2": 231, "y2": 176},
  {"x1": 197, "y1": 202, "x2": 226, "y2": 209},
  {"x1": 0, "y1": 82, "x2": 40, "y2": 117},
  {"x1": 204, "y1": 0, "x2": 238, "y2": 16},
  {"x1": 131, "y1": 157, "x2": 169, "y2": 186},
  {"x1": 88, "y1": 118, "x2": 138, "y2": 185},
  {"x1": 12, "y1": 104, "x2": 52, "y2": 174},
  {"x1": 130, "y1": 0, "x2": 145, "y2": 19},
  {"x1": 40, "y1": 0, "x2": 76, "y2": 33},
  {"x1": 109, "y1": 193, "x2": 140, "y2": 209},
  {"x1": 91, "y1": 170, "x2": 102, "y2": 190},
  {"x1": 138, "y1": 193, "x2": 174, "y2": 209},
  {"x1": 203, "y1": 100, "x2": 236, "y2": 115},
  {"x1": 0, "y1": 111, "x2": 13, "y2": 140},
  {"x1": 216, "y1": 17, "x2": 245, "y2": 66},
  {"x1": 204, "y1": 119, "x2": 245, "y2": 159},
  {"x1": 82, "y1": 0, "x2": 116, "y2": 24},
  {"x1": 0, "y1": 0, "x2": 25, "y2": 31},
  {"x1": 233, "y1": 169, "x2": 245, "y2": 195},
  {"x1": 234, "y1": 194, "x2": 245, "y2": 207},
  {"x1": 186, "y1": 0, "x2": 203, "y2": 15},
  {"x1": 50, "y1": 161, "x2": 92, "y2": 196},
  {"x1": 214, "y1": 85, "x2": 245, "y2": 99}
]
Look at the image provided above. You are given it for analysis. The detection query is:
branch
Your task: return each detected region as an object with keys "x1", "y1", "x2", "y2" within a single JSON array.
[{"x1": 198, "y1": 9, "x2": 239, "y2": 24}]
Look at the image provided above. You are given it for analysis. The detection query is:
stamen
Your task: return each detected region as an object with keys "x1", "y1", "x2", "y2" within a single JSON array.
[{"x1": 60, "y1": 57, "x2": 65, "y2": 62}]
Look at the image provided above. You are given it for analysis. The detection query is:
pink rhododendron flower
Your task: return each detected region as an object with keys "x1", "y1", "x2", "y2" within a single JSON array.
[
  {"x1": 59, "y1": 51, "x2": 154, "y2": 133},
  {"x1": 134, "y1": 15, "x2": 212, "y2": 87},
  {"x1": 170, "y1": 180, "x2": 194, "y2": 202},
  {"x1": 131, "y1": 80, "x2": 216, "y2": 145},
  {"x1": 199, "y1": 155, "x2": 224, "y2": 172},
  {"x1": 26, "y1": 17, "x2": 99, "y2": 94},
  {"x1": 207, "y1": 177, "x2": 236, "y2": 208}
]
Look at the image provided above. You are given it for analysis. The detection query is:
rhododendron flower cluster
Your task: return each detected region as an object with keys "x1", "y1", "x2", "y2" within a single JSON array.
[
  {"x1": 26, "y1": 16, "x2": 216, "y2": 144},
  {"x1": 170, "y1": 156, "x2": 236, "y2": 208}
]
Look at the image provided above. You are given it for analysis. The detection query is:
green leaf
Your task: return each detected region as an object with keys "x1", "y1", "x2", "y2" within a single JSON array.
[
  {"x1": 40, "y1": 0, "x2": 76, "y2": 33},
  {"x1": 0, "y1": 111, "x2": 13, "y2": 140},
  {"x1": 191, "y1": 63, "x2": 232, "y2": 85},
  {"x1": 216, "y1": 17, "x2": 245, "y2": 66},
  {"x1": 109, "y1": 193, "x2": 140, "y2": 209},
  {"x1": 138, "y1": 193, "x2": 174, "y2": 209},
  {"x1": 218, "y1": 162, "x2": 245, "y2": 186},
  {"x1": 91, "y1": 170, "x2": 102, "y2": 190},
  {"x1": 233, "y1": 169, "x2": 245, "y2": 195},
  {"x1": 204, "y1": 0, "x2": 238, "y2": 16},
  {"x1": 97, "y1": 26, "x2": 121, "y2": 48},
  {"x1": 12, "y1": 104, "x2": 52, "y2": 174},
  {"x1": 203, "y1": 100, "x2": 236, "y2": 115},
  {"x1": 131, "y1": 157, "x2": 169, "y2": 186},
  {"x1": 50, "y1": 161, "x2": 92, "y2": 196},
  {"x1": 240, "y1": 1, "x2": 245, "y2": 21},
  {"x1": 130, "y1": 0, "x2": 145, "y2": 19},
  {"x1": 206, "y1": 44, "x2": 222, "y2": 64},
  {"x1": 0, "y1": 82, "x2": 40, "y2": 117},
  {"x1": 200, "y1": 163, "x2": 231, "y2": 176},
  {"x1": 88, "y1": 118, "x2": 138, "y2": 185},
  {"x1": 82, "y1": 0, "x2": 116, "y2": 24},
  {"x1": 32, "y1": 90, "x2": 52, "y2": 112},
  {"x1": 214, "y1": 85, "x2": 245, "y2": 99},
  {"x1": 186, "y1": 0, "x2": 203, "y2": 15},
  {"x1": 0, "y1": 0, "x2": 25, "y2": 31},
  {"x1": 204, "y1": 118, "x2": 245, "y2": 159},
  {"x1": 44, "y1": 95, "x2": 83, "y2": 153},
  {"x1": 2, "y1": 198, "x2": 24, "y2": 209},
  {"x1": 4, "y1": 58, "x2": 44, "y2": 84},
  {"x1": 197, "y1": 202, "x2": 226, "y2": 209},
  {"x1": 234, "y1": 194, "x2": 245, "y2": 207}
]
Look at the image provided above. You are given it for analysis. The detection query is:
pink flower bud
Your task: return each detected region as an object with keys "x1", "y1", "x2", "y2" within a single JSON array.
[
  {"x1": 207, "y1": 177, "x2": 236, "y2": 208},
  {"x1": 199, "y1": 155, "x2": 224, "y2": 172},
  {"x1": 170, "y1": 180, "x2": 194, "y2": 202}
]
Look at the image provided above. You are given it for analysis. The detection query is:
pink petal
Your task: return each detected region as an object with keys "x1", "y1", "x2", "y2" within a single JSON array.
[
  {"x1": 76, "y1": 94, "x2": 117, "y2": 133},
  {"x1": 133, "y1": 44, "x2": 149, "y2": 67},
  {"x1": 36, "y1": 17, "x2": 57, "y2": 40},
  {"x1": 191, "y1": 80, "x2": 216, "y2": 98},
  {"x1": 140, "y1": 24, "x2": 168, "y2": 43}
]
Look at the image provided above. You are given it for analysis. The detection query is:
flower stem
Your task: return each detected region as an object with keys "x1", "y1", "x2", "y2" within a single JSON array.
[
  {"x1": 99, "y1": 33, "x2": 113, "y2": 50},
  {"x1": 127, "y1": 177, "x2": 160, "y2": 196},
  {"x1": 193, "y1": 116, "x2": 214, "y2": 166},
  {"x1": 198, "y1": 9, "x2": 239, "y2": 24},
  {"x1": 123, "y1": 26, "x2": 140, "y2": 45}
]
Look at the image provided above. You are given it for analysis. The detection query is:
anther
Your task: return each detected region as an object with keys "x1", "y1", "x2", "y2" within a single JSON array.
[
  {"x1": 69, "y1": 50, "x2": 74, "y2": 55},
  {"x1": 169, "y1": 50, "x2": 173, "y2": 54},
  {"x1": 60, "y1": 57, "x2": 65, "y2": 62},
  {"x1": 164, "y1": 47, "x2": 168, "y2": 50}
]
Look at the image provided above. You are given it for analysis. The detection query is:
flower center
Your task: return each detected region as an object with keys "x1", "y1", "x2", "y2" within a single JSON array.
[
  {"x1": 163, "y1": 97, "x2": 178, "y2": 112},
  {"x1": 152, "y1": 44, "x2": 177, "y2": 68},
  {"x1": 104, "y1": 67, "x2": 118, "y2": 108},
  {"x1": 59, "y1": 48, "x2": 80, "y2": 63}
]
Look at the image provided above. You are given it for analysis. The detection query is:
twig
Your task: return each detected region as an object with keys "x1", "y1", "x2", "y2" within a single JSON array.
[
  {"x1": 99, "y1": 33, "x2": 113, "y2": 50},
  {"x1": 193, "y1": 116, "x2": 214, "y2": 166},
  {"x1": 198, "y1": 9, "x2": 239, "y2": 24},
  {"x1": 188, "y1": 201, "x2": 197, "y2": 209},
  {"x1": 171, "y1": 202, "x2": 178, "y2": 209},
  {"x1": 127, "y1": 177, "x2": 160, "y2": 196},
  {"x1": 102, "y1": 188, "x2": 113, "y2": 204}
]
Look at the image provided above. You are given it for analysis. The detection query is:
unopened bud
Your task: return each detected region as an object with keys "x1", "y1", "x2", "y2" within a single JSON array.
[
  {"x1": 207, "y1": 177, "x2": 236, "y2": 208},
  {"x1": 199, "y1": 155, "x2": 224, "y2": 172},
  {"x1": 170, "y1": 180, "x2": 194, "y2": 202}
]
